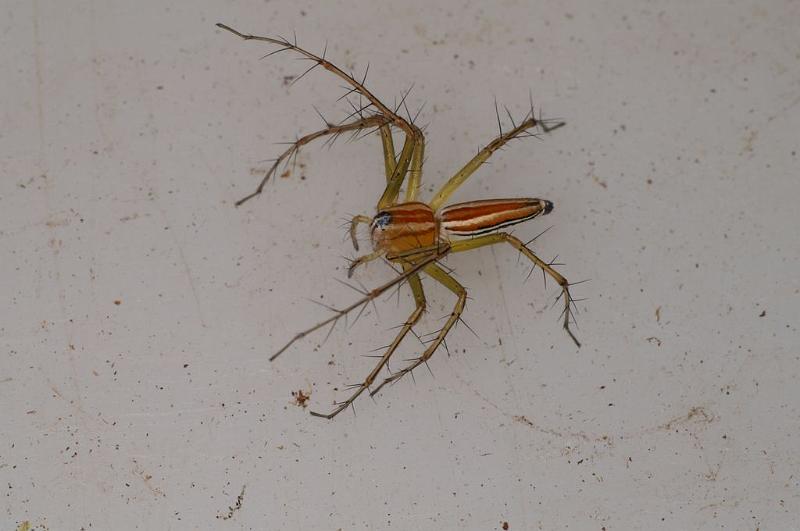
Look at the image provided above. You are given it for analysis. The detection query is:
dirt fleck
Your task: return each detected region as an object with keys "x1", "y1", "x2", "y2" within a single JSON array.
[
  {"x1": 291, "y1": 388, "x2": 311, "y2": 408},
  {"x1": 646, "y1": 336, "x2": 662, "y2": 346},
  {"x1": 655, "y1": 305, "x2": 661, "y2": 322},
  {"x1": 45, "y1": 217, "x2": 70, "y2": 228},
  {"x1": 512, "y1": 415, "x2": 534, "y2": 427},
  {"x1": 114, "y1": 299, "x2": 122, "y2": 305},
  {"x1": 591, "y1": 174, "x2": 608, "y2": 188},
  {"x1": 704, "y1": 462, "x2": 721, "y2": 481},
  {"x1": 759, "y1": 310, "x2": 766, "y2": 317},
  {"x1": 741, "y1": 129, "x2": 758, "y2": 154}
]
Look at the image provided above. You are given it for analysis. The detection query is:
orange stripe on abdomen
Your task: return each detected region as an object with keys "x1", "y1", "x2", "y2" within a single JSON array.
[{"x1": 439, "y1": 198, "x2": 552, "y2": 236}]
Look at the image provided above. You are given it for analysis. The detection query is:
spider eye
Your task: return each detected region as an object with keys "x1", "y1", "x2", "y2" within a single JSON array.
[{"x1": 373, "y1": 212, "x2": 392, "y2": 229}]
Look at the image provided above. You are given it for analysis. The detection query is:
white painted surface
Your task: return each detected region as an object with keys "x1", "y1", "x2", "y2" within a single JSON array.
[{"x1": 2, "y1": 1, "x2": 798, "y2": 529}]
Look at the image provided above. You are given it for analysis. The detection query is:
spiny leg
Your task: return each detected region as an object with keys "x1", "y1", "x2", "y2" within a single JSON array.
[
  {"x1": 218, "y1": 24, "x2": 412, "y2": 131},
  {"x1": 377, "y1": 124, "x2": 422, "y2": 208},
  {"x1": 310, "y1": 295, "x2": 425, "y2": 419},
  {"x1": 370, "y1": 263, "x2": 467, "y2": 397},
  {"x1": 310, "y1": 270, "x2": 427, "y2": 419},
  {"x1": 449, "y1": 233, "x2": 581, "y2": 347},
  {"x1": 270, "y1": 245, "x2": 448, "y2": 361},
  {"x1": 377, "y1": 87, "x2": 425, "y2": 208},
  {"x1": 428, "y1": 106, "x2": 564, "y2": 211},
  {"x1": 234, "y1": 115, "x2": 391, "y2": 206},
  {"x1": 217, "y1": 23, "x2": 424, "y2": 208}
]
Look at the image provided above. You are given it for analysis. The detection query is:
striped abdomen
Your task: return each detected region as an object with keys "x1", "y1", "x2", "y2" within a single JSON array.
[{"x1": 439, "y1": 198, "x2": 553, "y2": 236}]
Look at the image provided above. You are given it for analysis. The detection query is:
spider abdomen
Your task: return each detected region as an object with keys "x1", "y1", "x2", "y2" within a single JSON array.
[{"x1": 440, "y1": 198, "x2": 553, "y2": 236}]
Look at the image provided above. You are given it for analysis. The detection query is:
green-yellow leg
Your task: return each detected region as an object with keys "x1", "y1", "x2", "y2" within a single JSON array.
[
  {"x1": 404, "y1": 131, "x2": 425, "y2": 201},
  {"x1": 449, "y1": 233, "x2": 581, "y2": 347},
  {"x1": 370, "y1": 263, "x2": 467, "y2": 397},
  {"x1": 379, "y1": 125, "x2": 396, "y2": 182},
  {"x1": 310, "y1": 268, "x2": 427, "y2": 419},
  {"x1": 377, "y1": 130, "x2": 419, "y2": 209},
  {"x1": 428, "y1": 115, "x2": 562, "y2": 211},
  {"x1": 374, "y1": 122, "x2": 424, "y2": 205}
]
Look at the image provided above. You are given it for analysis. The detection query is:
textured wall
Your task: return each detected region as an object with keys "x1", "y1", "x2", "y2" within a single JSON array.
[{"x1": 2, "y1": 1, "x2": 798, "y2": 529}]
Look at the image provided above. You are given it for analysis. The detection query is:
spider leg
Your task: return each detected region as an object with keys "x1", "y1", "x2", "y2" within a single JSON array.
[
  {"x1": 377, "y1": 115, "x2": 424, "y2": 206},
  {"x1": 235, "y1": 115, "x2": 391, "y2": 206},
  {"x1": 309, "y1": 294, "x2": 425, "y2": 419},
  {"x1": 347, "y1": 249, "x2": 385, "y2": 278},
  {"x1": 404, "y1": 133, "x2": 425, "y2": 202},
  {"x1": 377, "y1": 126, "x2": 422, "y2": 208},
  {"x1": 270, "y1": 245, "x2": 448, "y2": 361},
  {"x1": 379, "y1": 125, "x2": 396, "y2": 182},
  {"x1": 348, "y1": 215, "x2": 373, "y2": 251},
  {"x1": 370, "y1": 263, "x2": 467, "y2": 397},
  {"x1": 310, "y1": 267, "x2": 427, "y2": 419},
  {"x1": 428, "y1": 111, "x2": 564, "y2": 211},
  {"x1": 218, "y1": 24, "x2": 415, "y2": 133},
  {"x1": 449, "y1": 233, "x2": 581, "y2": 347},
  {"x1": 217, "y1": 23, "x2": 425, "y2": 208}
]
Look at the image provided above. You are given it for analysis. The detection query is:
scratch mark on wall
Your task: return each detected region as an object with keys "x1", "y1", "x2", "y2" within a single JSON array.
[
  {"x1": 131, "y1": 458, "x2": 166, "y2": 498},
  {"x1": 657, "y1": 405, "x2": 714, "y2": 431},
  {"x1": 33, "y1": 0, "x2": 45, "y2": 162}
]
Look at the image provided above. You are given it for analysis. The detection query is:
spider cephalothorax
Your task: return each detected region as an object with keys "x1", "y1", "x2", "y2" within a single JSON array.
[{"x1": 219, "y1": 23, "x2": 581, "y2": 419}]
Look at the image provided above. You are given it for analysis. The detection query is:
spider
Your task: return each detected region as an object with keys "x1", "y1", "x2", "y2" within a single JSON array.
[{"x1": 218, "y1": 23, "x2": 582, "y2": 419}]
